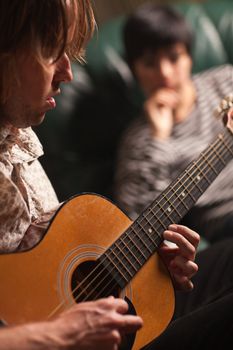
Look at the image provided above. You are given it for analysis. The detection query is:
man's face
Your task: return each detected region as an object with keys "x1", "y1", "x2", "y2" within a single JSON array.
[
  {"x1": 132, "y1": 43, "x2": 192, "y2": 97},
  {"x1": 1, "y1": 51, "x2": 73, "y2": 129}
]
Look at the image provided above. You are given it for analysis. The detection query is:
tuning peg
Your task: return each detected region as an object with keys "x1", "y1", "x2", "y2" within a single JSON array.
[{"x1": 214, "y1": 94, "x2": 233, "y2": 119}]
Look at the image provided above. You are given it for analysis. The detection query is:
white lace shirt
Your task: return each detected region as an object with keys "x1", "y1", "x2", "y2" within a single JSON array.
[{"x1": 0, "y1": 124, "x2": 59, "y2": 252}]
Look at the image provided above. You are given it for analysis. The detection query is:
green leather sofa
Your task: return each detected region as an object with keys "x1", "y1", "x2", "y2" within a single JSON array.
[{"x1": 35, "y1": 0, "x2": 233, "y2": 202}]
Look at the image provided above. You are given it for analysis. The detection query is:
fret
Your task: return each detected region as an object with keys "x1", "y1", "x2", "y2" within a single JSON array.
[
  {"x1": 101, "y1": 228, "x2": 151, "y2": 288},
  {"x1": 122, "y1": 231, "x2": 147, "y2": 264},
  {"x1": 162, "y1": 193, "x2": 183, "y2": 219},
  {"x1": 174, "y1": 185, "x2": 189, "y2": 206},
  {"x1": 186, "y1": 174, "x2": 203, "y2": 202},
  {"x1": 158, "y1": 187, "x2": 189, "y2": 222},
  {"x1": 187, "y1": 170, "x2": 203, "y2": 194},
  {"x1": 146, "y1": 230, "x2": 163, "y2": 248},
  {"x1": 216, "y1": 134, "x2": 232, "y2": 161},
  {"x1": 211, "y1": 140, "x2": 227, "y2": 165},
  {"x1": 141, "y1": 213, "x2": 161, "y2": 246},
  {"x1": 142, "y1": 210, "x2": 155, "y2": 228},
  {"x1": 129, "y1": 225, "x2": 150, "y2": 259},
  {"x1": 196, "y1": 157, "x2": 217, "y2": 179},
  {"x1": 204, "y1": 165, "x2": 221, "y2": 184},
  {"x1": 166, "y1": 187, "x2": 190, "y2": 221},
  {"x1": 104, "y1": 249, "x2": 129, "y2": 287},
  {"x1": 177, "y1": 179, "x2": 197, "y2": 203},
  {"x1": 123, "y1": 227, "x2": 149, "y2": 261},
  {"x1": 118, "y1": 236, "x2": 143, "y2": 267},
  {"x1": 156, "y1": 198, "x2": 173, "y2": 219},
  {"x1": 220, "y1": 134, "x2": 233, "y2": 158},
  {"x1": 136, "y1": 221, "x2": 155, "y2": 253},
  {"x1": 144, "y1": 207, "x2": 160, "y2": 225},
  {"x1": 206, "y1": 133, "x2": 231, "y2": 166},
  {"x1": 140, "y1": 211, "x2": 163, "y2": 248},
  {"x1": 108, "y1": 247, "x2": 135, "y2": 281},
  {"x1": 114, "y1": 240, "x2": 139, "y2": 273},
  {"x1": 148, "y1": 201, "x2": 168, "y2": 230},
  {"x1": 221, "y1": 133, "x2": 233, "y2": 158},
  {"x1": 146, "y1": 202, "x2": 162, "y2": 221},
  {"x1": 170, "y1": 185, "x2": 190, "y2": 211}
]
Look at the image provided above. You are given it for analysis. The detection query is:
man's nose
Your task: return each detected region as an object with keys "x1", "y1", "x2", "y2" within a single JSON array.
[{"x1": 56, "y1": 53, "x2": 73, "y2": 83}]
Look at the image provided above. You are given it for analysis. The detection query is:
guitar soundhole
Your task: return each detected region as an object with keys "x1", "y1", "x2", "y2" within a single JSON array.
[
  {"x1": 119, "y1": 297, "x2": 137, "y2": 350},
  {"x1": 71, "y1": 261, "x2": 136, "y2": 350},
  {"x1": 71, "y1": 260, "x2": 119, "y2": 302}
]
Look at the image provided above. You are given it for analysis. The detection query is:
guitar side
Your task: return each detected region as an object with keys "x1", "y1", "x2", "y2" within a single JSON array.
[{"x1": 0, "y1": 193, "x2": 174, "y2": 350}]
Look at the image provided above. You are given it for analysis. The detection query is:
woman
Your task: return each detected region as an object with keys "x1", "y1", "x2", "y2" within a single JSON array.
[{"x1": 114, "y1": 3, "x2": 233, "y2": 243}]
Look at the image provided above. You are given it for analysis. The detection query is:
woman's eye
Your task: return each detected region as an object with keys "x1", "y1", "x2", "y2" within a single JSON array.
[
  {"x1": 144, "y1": 61, "x2": 154, "y2": 68},
  {"x1": 169, "y1": 53, "x2": 179, "y2": 63},
  {"x1": 141, "y1": 56, "x2": 156, "y2": 68}
]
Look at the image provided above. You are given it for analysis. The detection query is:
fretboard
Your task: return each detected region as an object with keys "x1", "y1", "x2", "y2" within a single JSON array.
[{"x1": 100, "y1": 128, "x2": 233, "y2": 289}]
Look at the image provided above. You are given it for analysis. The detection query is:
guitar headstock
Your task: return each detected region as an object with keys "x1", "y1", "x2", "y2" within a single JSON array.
[{"x1": 215, "y1": 94, "x2": 233, "y2": 134}]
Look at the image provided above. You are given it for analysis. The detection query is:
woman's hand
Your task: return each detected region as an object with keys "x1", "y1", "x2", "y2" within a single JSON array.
[
  {"x1": 144, "y1": 88, "x2": 179, "y2": 139},
  {"x1": 158, "y1": 224, "x2": 200, "y2": 291}
]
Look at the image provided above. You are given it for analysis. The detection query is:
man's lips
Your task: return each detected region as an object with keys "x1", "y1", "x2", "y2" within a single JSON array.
[{"x1": 46, "y1": 96, "x2": 56, "y2": 109}]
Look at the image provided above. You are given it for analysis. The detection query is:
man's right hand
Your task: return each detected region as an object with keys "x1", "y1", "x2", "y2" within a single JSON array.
[{"x1": 45, "y1": 297, "x2": 143, "y2": 349}]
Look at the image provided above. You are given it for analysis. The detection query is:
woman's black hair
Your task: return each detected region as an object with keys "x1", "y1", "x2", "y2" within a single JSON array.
[{"x1": 123, "y1": 3, "x2": 194, "y2": 68}]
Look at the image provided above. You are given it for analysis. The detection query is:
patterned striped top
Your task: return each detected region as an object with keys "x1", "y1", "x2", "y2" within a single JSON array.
[{"x1": 114, "y1": 64, "x2": 233, "y2": 242}]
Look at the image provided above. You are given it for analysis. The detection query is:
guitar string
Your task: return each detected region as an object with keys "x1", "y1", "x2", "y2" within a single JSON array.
[
  {"x1": 47, "y1": 131, "x2": 233, "y2": 319},
  {"x1": 47, "y1": 131, "x2": 232, "y2": 318},
  {"x1": 76, "y1": 132, "x2": 233, "y2": 301},
  {"x1": 73, "y1": 130, "x2": 232, "y2": 296},
  {"x1": 75, "y1": 132, "x2": 233, "y2": 302},
  {"x1": 46, "y1": 131, "x2": 231, "y2": 318}
]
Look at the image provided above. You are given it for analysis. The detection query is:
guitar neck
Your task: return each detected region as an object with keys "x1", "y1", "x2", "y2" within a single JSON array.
[{"x1": 100, "y1": 129, "x2": 233, "y2": 289}]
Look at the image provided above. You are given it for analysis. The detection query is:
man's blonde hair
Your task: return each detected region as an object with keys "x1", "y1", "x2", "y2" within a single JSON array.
[{"x1": 0, "y1": 0, "x2": 95, "y2": 104}]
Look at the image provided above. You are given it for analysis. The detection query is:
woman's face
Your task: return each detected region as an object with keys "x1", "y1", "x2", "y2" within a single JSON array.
[{"x1": 132, "y1": 43, "x2": 192, "y2": 96}]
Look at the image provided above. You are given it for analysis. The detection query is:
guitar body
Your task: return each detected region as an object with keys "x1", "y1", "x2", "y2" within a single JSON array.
[
  {"x1": 1, "y1": 103, "x2": 232, "y2": 349},
  {"x1": 0, "y1": 193, "x2": 174, "y2": 350}
]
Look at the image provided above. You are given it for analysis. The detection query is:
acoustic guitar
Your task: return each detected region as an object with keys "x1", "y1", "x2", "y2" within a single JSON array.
[{"x1": 0, "y1": 99, "x2": 233, "y2": 350}]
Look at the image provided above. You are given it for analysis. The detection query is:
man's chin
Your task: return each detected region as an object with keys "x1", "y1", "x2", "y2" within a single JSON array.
[
  {"x1": 39, "y1": 112, "x2": 46, "y2": 122},
  {"x1": 33, "y1": 113, "x2": 46, "y2": 126}
]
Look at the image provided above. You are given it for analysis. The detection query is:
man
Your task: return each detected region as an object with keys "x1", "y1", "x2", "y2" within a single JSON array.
[{"x1": 0, "y1": 1, "x2": 200, "y2": 349}]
